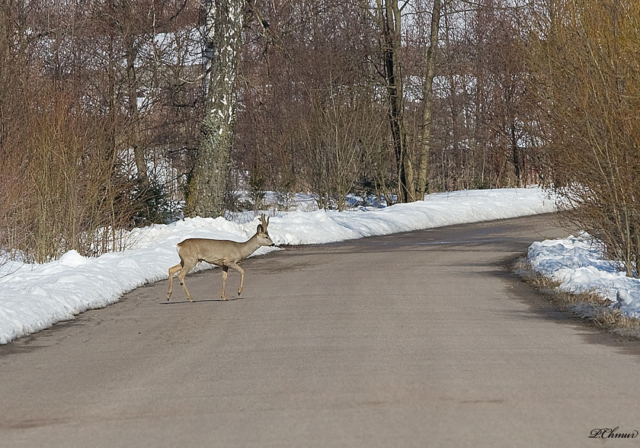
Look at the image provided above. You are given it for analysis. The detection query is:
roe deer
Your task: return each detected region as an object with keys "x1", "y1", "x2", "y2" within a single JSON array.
[{"x1": 167, "y1": 214, "x2": 275, "y2": 302}]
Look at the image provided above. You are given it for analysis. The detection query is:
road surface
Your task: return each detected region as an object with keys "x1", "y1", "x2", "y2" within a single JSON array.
[{"x1": 2, "y1": 215, "x2": 640, "y2": 447}]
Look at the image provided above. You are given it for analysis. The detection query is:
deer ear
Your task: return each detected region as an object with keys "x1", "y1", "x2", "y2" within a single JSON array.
[{"x1": 257, "y1": 224, "x2": 264, "y2": 234}]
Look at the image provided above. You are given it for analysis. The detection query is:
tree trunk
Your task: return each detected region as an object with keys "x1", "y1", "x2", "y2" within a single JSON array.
[
  {"x1": 416, "y1": 0, "x2": 441, "y2": 199},
  {"x1": 185, "y1": 0, "x2": 244, "y2": 218},
  {"x1": 125, "y1": 32, "x2": 149, "y2": 190},
  {"x1": 377, "y1": 0, "x2": 413, "y2": 203},
  {"x1": 511, "y1": 122, "x2": 521, "y2": 187}
]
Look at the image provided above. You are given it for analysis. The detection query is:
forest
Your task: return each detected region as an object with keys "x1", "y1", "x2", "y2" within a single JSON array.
[{"x1": 1, "y1": 0, "x2": 639, "y2": 278}]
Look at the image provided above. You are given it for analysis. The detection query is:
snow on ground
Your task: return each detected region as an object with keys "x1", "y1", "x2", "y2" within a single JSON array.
[
  {"x1": 528, "y1": 235, "x2": 640, "y2": 318},
  {"x1": 0, "y1": 187, "x2": 555, "y2": 345}
]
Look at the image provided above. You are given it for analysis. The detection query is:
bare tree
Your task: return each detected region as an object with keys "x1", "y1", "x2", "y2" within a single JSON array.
[
  {"x1": 416, "y1": 0, "x2": 442, "y2": 199},
  {"x1": 0, "y1": 0, "x2": 204, "y2": 261},
  {"x1": 368, "y1": 0, "x2": 415, "y2": 203},
  {"x1": 185, "y1": 0, "x2": 245, "y2": 218}
]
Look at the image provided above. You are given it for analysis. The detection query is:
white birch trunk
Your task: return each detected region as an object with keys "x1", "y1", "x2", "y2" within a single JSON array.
[{"x1": 186, "y1": 0, "x2": 244, "y2": 217}]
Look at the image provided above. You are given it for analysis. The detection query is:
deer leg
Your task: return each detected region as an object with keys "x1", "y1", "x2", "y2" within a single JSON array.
[
  {"x1": 221, "y1": 265, "x2": 229, "y2": 301},
  {"x1": 177, "y1": 260, "x2": 197, "y2": 302},
  {"x1": 167, "y1": 263, "x2": 182, "y2": 300},
  {"x1": 227, "y1": 262, "x2": 245, "y2": 296}
]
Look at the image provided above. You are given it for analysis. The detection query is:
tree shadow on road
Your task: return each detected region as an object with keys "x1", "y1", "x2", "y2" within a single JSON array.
[{"x1": 498, "y1": 253, "x2": 640, "y2": 359}]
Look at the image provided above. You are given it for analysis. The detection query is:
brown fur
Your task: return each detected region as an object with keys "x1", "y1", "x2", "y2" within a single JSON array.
[{"x1": 167, "y1": 214, "x2": 274, "y2": 301}]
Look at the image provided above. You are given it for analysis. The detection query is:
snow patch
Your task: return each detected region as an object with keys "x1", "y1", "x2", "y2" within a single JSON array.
[{"x1": 527, "y1": 234, "x2": 640, "y2": 318}]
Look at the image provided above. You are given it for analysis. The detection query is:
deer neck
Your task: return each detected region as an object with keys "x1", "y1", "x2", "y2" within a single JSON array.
[{"x1": 239, "y1": 233, "x2": 262, "y2": 259}]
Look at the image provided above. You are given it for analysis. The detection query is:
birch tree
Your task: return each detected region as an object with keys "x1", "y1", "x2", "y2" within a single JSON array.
[{"x1": 185, "y1": 0, "x2": 245, "y2": 218}]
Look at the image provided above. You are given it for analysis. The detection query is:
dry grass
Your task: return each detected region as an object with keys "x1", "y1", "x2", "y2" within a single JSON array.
[{"x1": 514, "y1": 258, "x2": 640, "y2": 339}]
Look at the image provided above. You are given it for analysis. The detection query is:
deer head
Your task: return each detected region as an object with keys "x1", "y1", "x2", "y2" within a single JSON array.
[{"x1": 256, "y1": 213, "x2": 275, "y2": 247}]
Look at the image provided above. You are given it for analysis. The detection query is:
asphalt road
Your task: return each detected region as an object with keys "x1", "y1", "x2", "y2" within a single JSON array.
[{"x1": 2, "y1": 215, "x2": 640, "y2": 448}]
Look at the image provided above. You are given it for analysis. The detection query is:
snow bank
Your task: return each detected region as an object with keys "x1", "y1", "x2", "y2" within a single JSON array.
[
  {"x1": 0, "y1": 187, "x2": 555, "y2": 344},
  {"x1": 528, "y1": 235, "x2": 640, "y2": 318}
]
